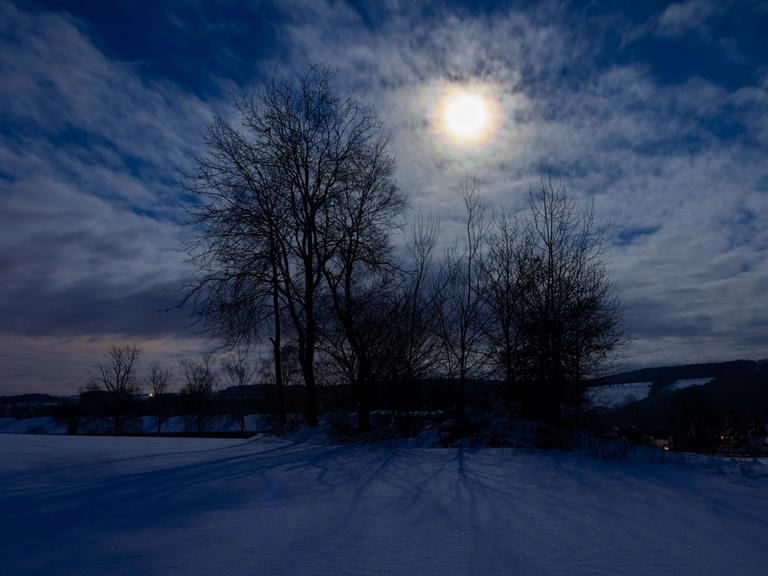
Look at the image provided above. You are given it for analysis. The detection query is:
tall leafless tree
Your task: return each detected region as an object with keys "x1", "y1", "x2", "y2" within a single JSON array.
[
  {"x1": 222, "y1": 348, "x2": 256, "y2": 433},
  {"x1": 180, "y1": 354, "x2": 218, "y2": 433},
  {"x1": 322, "y1": 135, "x2": 404, "y2": 431},
  {"x1": 383, "y1": 216, "x2": 440, "y2": 382},
  {"x1": 482, "y1": 213, "x2": 533, "y2": 399},
  {"x1": 522, "y1": 177, "x2": 623, "y2": 419},
  {"x1": 87, "y1": 344, "x2": 140, "y2": 435},
  {"x1": 148, "y1": 362, "x2": 173, "y2": 433},
  {"x1": 183, "y1": 113, "x2": 287, "y2": 425},
  {"x1": 185, "y1": 65, "x2": 391, "y2": 426},
  {"x1": 434, "y1": 182, "x2": 491, "y2": 419}
]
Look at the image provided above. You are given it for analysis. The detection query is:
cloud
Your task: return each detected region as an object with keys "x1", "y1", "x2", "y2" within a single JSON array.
[
  {"x1": 1, "y1": 0, "x2": 767, "y2": 393},
  {"x1": 655, "y1": 0, "x2": 718, "y2": 37},
  {"x1": 0, "y1": 1, "x2": 218, "y2": 391},
  {"x1": 0, "y1": 2, "x2": 213, "y2": 328},
  {"x1": 269, "y1": 0, "x2": 768, "y2": 368}
]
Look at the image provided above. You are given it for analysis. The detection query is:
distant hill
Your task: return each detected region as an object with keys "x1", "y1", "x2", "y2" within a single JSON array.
[
  {"x1": 587, "y1": 360, "x2": 759, "y2": 387},
  {"x1": 592, "y1": 360, "x2": 768, "y2": 450}
]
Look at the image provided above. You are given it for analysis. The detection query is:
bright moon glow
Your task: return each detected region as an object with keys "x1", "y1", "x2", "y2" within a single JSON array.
[
  {"x1": 439, "y1": 89, "x2": 496, "y2": 146},
  {"x1": 444, "y1": 93, "x2": 488, "y2": 138}
]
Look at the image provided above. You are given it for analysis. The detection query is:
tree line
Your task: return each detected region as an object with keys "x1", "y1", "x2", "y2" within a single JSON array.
[
  {"x1": 178, "y1": 64, "x2": 624, "y2": 434},
  {"x1": 80, "y1": 344, "x2": 267, "y2": 435}
]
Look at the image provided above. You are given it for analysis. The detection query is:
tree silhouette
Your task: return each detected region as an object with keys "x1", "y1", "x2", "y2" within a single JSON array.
[
  {"x1": 87, "y1": 344, "x2": 140, "y2": 435},
  {"x1": 186, "y1": 65, "x2": 397, "y2": 426}
]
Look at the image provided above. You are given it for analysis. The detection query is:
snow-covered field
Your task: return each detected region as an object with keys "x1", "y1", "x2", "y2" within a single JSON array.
[
  {"x1": 1, "y1": 433, "x2": 766, "y2": 576},
  {"x1": 0, "y1": 414, "x2": 274, "y2": 435}
]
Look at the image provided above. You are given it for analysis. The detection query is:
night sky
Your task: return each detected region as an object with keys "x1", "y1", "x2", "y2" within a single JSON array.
[{"x1": 1, "y1": 0, "x2": 767, "y2": 394}]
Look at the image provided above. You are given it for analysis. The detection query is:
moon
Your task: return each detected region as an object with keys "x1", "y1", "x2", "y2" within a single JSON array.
[{"x1": 439, "y1": 89, "x2": 495, "y2": 146}]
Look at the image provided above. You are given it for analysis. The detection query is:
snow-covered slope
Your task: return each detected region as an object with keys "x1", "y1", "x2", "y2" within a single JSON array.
[
  {"x1": 0, "y1": 434, "x2": 765, "y2": 575},
  {"x1": 586, "y1": 382, "x2": 653, "y2": 409},
  {"x1": 665, "y1": 377, "x2": 714, "y2": 392}
]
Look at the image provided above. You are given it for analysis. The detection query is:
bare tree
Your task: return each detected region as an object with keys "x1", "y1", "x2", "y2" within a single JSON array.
[
  {"x1": 180, "y1": 355, "x2": 218, "y2": 433},
  {"x1": 148, "y1": 362, "x2": 173, "y2": 433},
  {"x1": 378, "y1": 212, "x2": 443, "y2": 423},
  {"x1": 183, "y1": 113, "x2": 286, "y2": 425},
  {"x1": 482, "y1": 213, "x2": 532, "y2": 399},
  {"x1": 186, "y1": 65, "x2": 390, "y2": 426},
  {"x1": 434, "y1": 182, "x2": 490, "y2": 419},
  {"x1": 521, "y1": 177, "x2": 623, "y2": 419},
  {"x1": 267, "y1": 342, "x2": 304, "y2": 388},
  {"x1": 87, "y1": 344, "x2": 140, "y2": 435},
  {"x1": 222, "y1": 348, "x2": 256, "y2": 432},
  {"x1": 322, "y1": 134, "x2": 404, "y2": 432},
  {"x1": 397, "y1": 214, "x2": 443, "y2": 383},
  {"x1": 320, "y1": 270, "x2": 398, "y2": 431}
]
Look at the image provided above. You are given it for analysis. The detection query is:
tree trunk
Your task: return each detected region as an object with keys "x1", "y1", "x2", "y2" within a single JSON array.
[
  {"x1": 270, "y1": 243, "x2": 287, "y2": 428},
  {"x1": 303, "y1": 357, "x2": 318, "y2": 426},
  {"x1": 303, "y1": 255, "x2": 319, "y2": 426},
  {"x1": 271, "y1": 279, "x2": 287, "y2": 427},
  {"x1": 504, "y1": 327, "x2": 514, "y2": 401},
  {"x1": 300, "y1": 330, "x2": 318, "y2": 426},
  {"x1": 357, "y1": 357, "x2": 372, "y2": 433}
]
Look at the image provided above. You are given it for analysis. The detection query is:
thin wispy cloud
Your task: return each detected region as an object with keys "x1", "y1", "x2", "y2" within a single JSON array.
[{"x1": 656, "y1": 0, "x2": 718, "y2": 37}]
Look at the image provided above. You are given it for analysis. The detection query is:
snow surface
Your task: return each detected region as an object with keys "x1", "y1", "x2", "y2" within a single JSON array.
[
  {"x1": 665, "y1": 378, "x2": 714, "y2": 393},
  {"x1": 1, "y1": 433, "x2": 766, "y2": 576},
  {"x1": 0, "y1": 416, "x2": 67, "y2": 434},
  {"x1": 0, "y1": 414, "x2": 275, "y2": 435},
  {"x1": 586, "y1": 382, "x2": 653, "y2": 410}
]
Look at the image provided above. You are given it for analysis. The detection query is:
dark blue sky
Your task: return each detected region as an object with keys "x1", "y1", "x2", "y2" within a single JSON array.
[
  {"x1": 28, "y1": 1, "x2": 768, "y2": 94},
  {"x1": 2, "y1": 0, "x2": 767, "y2": 393}
]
